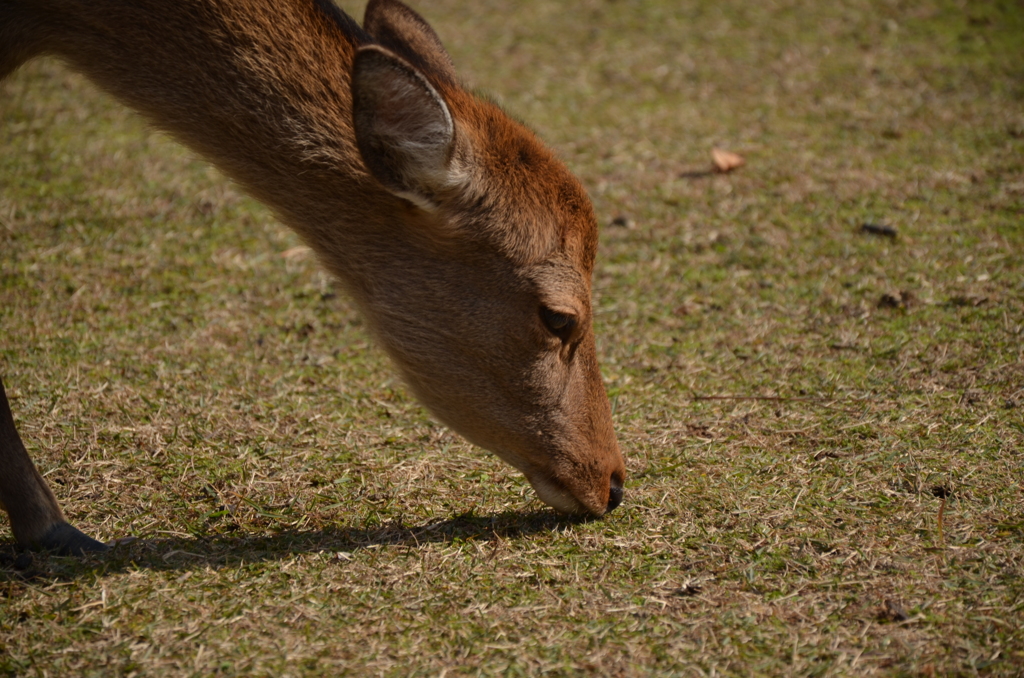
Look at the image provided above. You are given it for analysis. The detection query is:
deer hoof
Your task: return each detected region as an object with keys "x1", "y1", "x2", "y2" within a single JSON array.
[{"x1": 38, "y1": 522, "x2": 109, "y2": 555}]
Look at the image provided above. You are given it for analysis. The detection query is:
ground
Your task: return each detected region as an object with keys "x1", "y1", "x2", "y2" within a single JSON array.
[{"x1": 1, "y1": 0, "x2": 1022, "y2": 675}]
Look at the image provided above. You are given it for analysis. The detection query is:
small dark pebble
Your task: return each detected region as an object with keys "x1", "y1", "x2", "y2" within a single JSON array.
[
  {"x1": 609, "y1": 215, "x2": 634, "y2": 229},
  {"x1": 1005, "y1": 399, "x2": 1018, "y2": 410},
  {"x1": 861, "y1": 223, "x2": 898, "y2": 238},
  {"x1": 878, "y1": 290, "x2": 913, "y2": 309},
  {"x1": 13, "y1": 553, "x2": 34, "y2": 571},
  {"x1": 878, "y1": 293, "x2": 902, "y2": 309},
  {"x1": 960, "y1": 389, "x2": 983, "y2": 406},
  {"x1": 674, "y1": 583, "x2": 703, "y2": 597},
  {"x1": 881, "y1": 599, "x2": 910, "y2": 622}
]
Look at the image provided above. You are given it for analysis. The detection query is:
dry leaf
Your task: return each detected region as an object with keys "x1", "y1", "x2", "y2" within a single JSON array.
[
  {"x1": 878, "y1": 290, "x2": 913, "y2": 309},
  {"x1": 711, "y1": 148, "x2": 745, "y2": 173}
]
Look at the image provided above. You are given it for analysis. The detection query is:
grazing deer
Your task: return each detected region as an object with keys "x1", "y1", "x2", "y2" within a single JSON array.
[{"x1": 0, "y1": 0, "x2": 625, "y2": 555}]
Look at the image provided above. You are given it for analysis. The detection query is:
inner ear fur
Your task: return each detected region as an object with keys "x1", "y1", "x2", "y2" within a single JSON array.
[
  {"x1": 363, "y1": 0, "x2": 457, "y2": 84},
  {"x1": 352, "y1": 45, "x2": 460, "y2": 209}
]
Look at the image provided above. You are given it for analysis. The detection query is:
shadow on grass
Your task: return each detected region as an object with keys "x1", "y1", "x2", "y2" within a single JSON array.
[{"x1": 0, "y1": 508, "x2": 589, "y2": 581}]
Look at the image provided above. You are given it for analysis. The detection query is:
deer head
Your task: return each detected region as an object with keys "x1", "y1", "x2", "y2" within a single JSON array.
[{"x1": 345, "y1": 0, "x2": 625, "y2": 516}]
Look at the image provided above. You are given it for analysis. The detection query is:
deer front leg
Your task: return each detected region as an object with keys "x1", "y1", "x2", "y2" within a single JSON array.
[{"x1": 0, "y1": 377, "x2": 107, "y2": 555}]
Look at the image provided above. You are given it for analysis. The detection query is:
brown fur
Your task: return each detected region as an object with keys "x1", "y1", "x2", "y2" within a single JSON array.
[{"x1": 0, "y1": 0, "x2": 625, "y2": 550}]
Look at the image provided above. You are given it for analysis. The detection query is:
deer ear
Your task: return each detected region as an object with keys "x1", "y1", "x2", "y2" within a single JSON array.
[
  {"x1": 352, "y1": 45, "x2": 459, "y2": 210},
  {"x1": 363, "y1": 0, "x2": 457, "y2": 83}
]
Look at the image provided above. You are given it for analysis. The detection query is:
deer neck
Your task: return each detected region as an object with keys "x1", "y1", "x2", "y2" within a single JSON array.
[{"x1": 32, "y1": 0, "x2": 397, "y2": 275}]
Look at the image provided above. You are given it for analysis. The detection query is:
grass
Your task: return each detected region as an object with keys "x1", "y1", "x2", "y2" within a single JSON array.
[{"x1": 1, "y1": 0, "x2": 1022, "y2": 675}]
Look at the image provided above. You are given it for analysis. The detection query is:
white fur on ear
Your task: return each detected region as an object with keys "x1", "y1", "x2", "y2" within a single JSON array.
[{"x1": 352, "y1": 45, "x2": 457, "y2": 210}]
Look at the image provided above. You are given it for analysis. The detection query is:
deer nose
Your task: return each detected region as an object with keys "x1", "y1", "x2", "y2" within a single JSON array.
[{"x1": 607, "y1": 475, "x2": 624, "y2": 513}]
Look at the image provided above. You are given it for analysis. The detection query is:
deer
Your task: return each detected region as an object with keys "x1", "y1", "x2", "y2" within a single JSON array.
[{"x1": 0, "y1": 0, "x2": 626, "y2": 555}]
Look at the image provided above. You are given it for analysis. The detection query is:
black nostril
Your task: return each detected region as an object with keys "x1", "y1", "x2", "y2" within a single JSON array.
[{"x1": 607, "y1": 476, "x2": 624, "y2": 512}]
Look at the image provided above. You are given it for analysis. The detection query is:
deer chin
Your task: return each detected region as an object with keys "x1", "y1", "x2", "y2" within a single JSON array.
[
  {"x1": 451, "y1": 432, "x2": 606, "y2": 517},
  {"x1": 526, "y1": 475, "x2": 597, "y2": 517}
]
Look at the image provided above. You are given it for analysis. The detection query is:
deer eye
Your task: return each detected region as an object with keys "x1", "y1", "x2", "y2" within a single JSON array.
[{"x1": 540, "y1": 307, "x2": 577, "y2": 341}]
